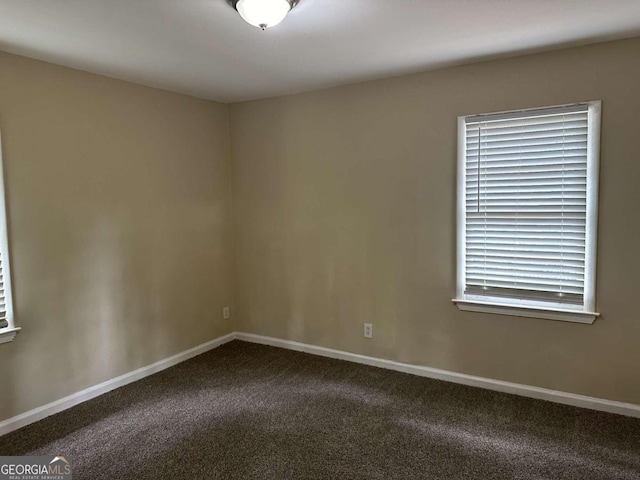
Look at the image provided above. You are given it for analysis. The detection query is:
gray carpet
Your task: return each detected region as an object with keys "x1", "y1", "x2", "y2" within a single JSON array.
[{"x1": 0, "y1": 341, "x2": 639, "y2": 479}]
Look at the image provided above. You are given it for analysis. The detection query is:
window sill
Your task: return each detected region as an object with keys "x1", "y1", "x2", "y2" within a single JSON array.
[
  {"x1": 452, "y1": 299, "x2": 599, "y2": 324},
  {"x1": 0, "y1": 327, "x2": 20, "y2": 344}
]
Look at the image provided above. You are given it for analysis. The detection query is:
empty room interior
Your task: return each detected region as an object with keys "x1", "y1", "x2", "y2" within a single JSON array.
[{"x1": 0, "y1": 0, "x2": 639, "y2": 478}]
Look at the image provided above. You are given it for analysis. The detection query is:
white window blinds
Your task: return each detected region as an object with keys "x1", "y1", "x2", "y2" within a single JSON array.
[
  {"x1": 459, "y1": 103, "x2": 600, "y2": 313},
  {"x1": 0, "y1": 131, "x2": 15, "y2": 341},
  {"x1": 0, "y1": 248, "x2": 7, "y2": 329},
  {"x1": 0, "y1": 233, "x2": 11, "y2": 330}
]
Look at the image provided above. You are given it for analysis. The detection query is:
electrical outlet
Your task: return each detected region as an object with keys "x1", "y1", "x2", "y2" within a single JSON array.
[
  {"x1": 223, "y1": 306, "x2": 230, "y2": 320},
  {"x1": 364, "y1": 323, "x2": 373, "y2": 339}
]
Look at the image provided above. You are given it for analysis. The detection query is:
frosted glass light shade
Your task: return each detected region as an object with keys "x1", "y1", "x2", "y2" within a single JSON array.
[{"x1": 236, "y1": 0, "x2": 292, "y2": 30}]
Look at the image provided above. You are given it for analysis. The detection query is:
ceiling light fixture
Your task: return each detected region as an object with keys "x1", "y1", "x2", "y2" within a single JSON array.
[{"x1": 232, "y1": 0, "x2": 296, "y2": 30}]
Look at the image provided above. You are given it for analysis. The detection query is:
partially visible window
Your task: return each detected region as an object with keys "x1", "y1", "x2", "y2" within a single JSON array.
[
  {"x1": 453, "y1": 102, "x2": 601, "y2": 323},
  {"x1": 0, "y1": 132, "x2": 16, "y2": 344}
]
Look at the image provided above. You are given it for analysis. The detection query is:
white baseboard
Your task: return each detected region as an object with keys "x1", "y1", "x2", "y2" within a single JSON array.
[
  {"x1": 0, "y1": 332, "x2": 236, "y2": 436},
  {"x1": 2, "y1": 330, "x2": 638, "y2": 437},
  {"x1": 235, "y1": 332, "x2": 640, "y2": 419}
]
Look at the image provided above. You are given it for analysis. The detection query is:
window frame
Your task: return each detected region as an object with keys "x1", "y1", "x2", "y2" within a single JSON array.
[
  {"x1": 453, "y1": 101, "x2": 601, "y2": 324},
  {"x1": 0, "y1": 132, "x2": 17, "y2": 344}
]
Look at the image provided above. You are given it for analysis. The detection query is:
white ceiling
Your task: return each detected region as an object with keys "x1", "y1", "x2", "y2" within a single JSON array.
[{"x1": 1, "y1": 0, "x2": 639, "y2": 103}]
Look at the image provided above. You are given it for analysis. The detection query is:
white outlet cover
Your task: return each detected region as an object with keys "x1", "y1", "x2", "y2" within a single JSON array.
[{"x1": 364, "y1": 323, "x2": 373, "y2": 338}]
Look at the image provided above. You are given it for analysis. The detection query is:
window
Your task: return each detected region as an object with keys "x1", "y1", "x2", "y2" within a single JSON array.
[
  {"x1": 453, "y1": 102, "x2": 601, "y2": 323},
  {"x1": 0, "y1": 132, "x2": 16, "y2": 344}
]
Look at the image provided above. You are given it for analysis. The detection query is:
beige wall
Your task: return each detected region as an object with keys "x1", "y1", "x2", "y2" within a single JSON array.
[
  {"x1": 1, "y1": 36, "x2": 639, "y2": 424},
  {"x1": 0, "y1": 52, "x2": 234, "y2": 420},
  {"x1": 230, "y1": 37, "x2": 640, "y2": 404}
]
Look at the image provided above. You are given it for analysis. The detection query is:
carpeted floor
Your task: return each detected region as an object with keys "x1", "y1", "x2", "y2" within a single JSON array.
[{"x1": 0, "y1": 341, "x2": 639, "y2": 479}]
